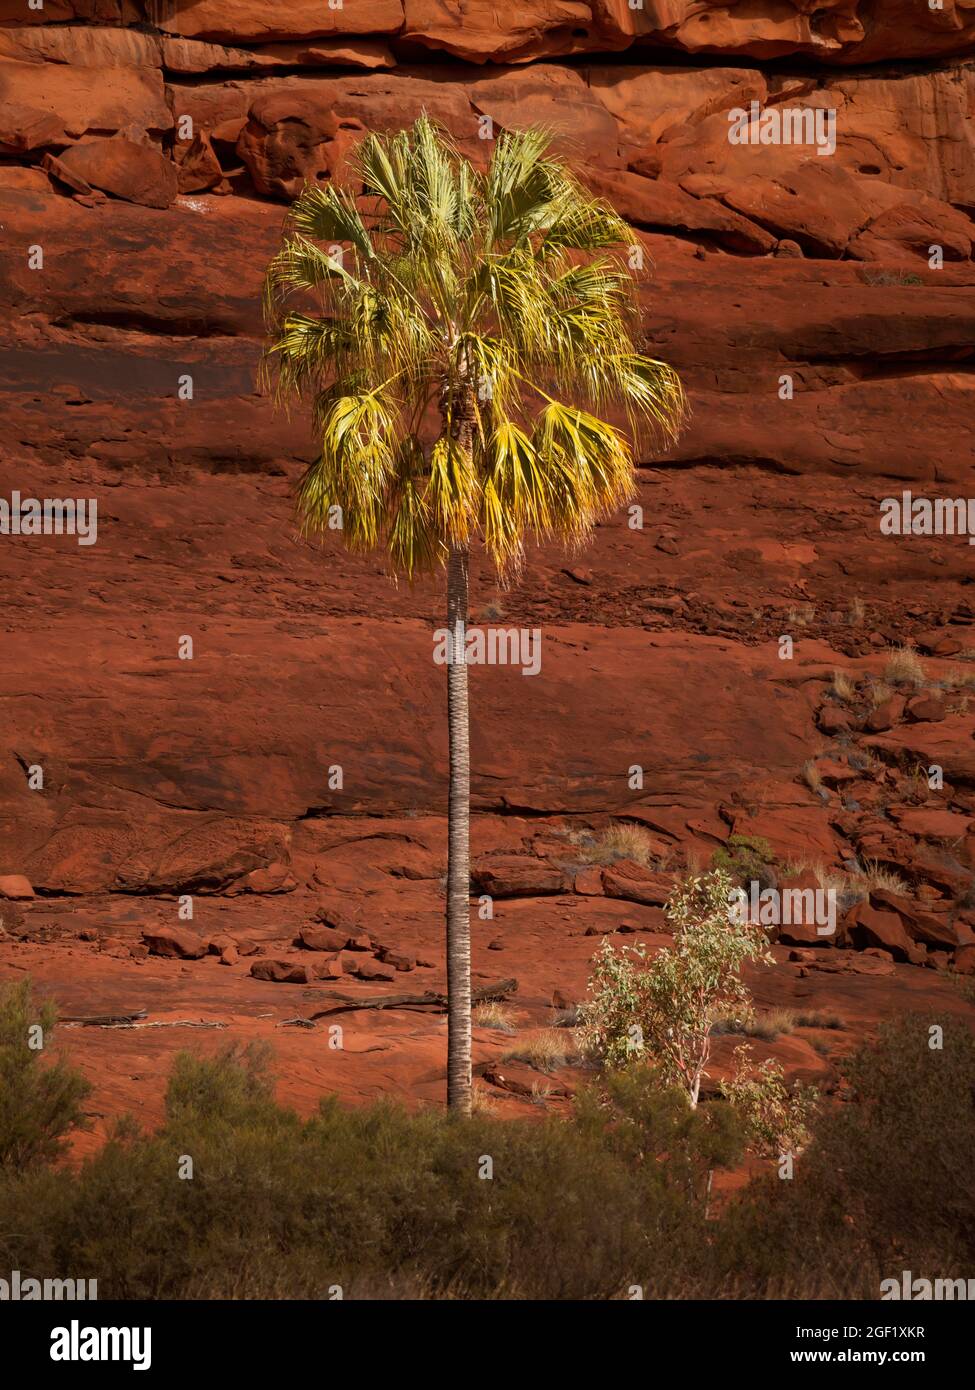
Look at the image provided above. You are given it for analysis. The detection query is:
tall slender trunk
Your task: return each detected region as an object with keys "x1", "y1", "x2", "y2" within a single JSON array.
[{"x1": 445, "y1": 541, "x2": 472, "y2": 1113}]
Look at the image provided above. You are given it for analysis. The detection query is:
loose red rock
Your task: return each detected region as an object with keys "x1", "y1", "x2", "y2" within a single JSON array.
[{"x1": 142, "y1": 927, "x2": 207, "y2": 960}]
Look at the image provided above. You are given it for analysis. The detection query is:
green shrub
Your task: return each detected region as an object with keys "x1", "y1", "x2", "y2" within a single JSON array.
[
  {"x1": 0, "y1": 1005, "x2": 970, "y2": 1299},
  {"x1": 716, "y1": 1016, "x2": 975, "y2": 1295},
  {"x1": 0, "y1": 1042, "x2": 731, "y2": 1299},
  {"x1": 802, "y1": 1016, "x2": 975, "y2": 1268},
  {"x1": 0, "y1": 978, "x2": 90, "y2": 1170},
  {"x1": 711, "y1": 833, "x2": 777, "y2": 889},
  {"x1": 165, "y1": 1041, "x2": 279, "y2": 1126},
  {"x1": 579, "y1": 868, "x2": 773, "y2": 1104},
  {"x1": 719, "y1": 1045, "x2": 818, "y2": 1157}
]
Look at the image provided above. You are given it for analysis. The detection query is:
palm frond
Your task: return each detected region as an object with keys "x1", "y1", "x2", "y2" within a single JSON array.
[
  {"x1": 387, "y1": 435, "x2": 442, "y2": 577},
  {"x1": 288, "y1": 182, "x2": 375, "y2": 263},
  {"x1": 426, "y1": 433, "x2": 480, "y2": 543},
  {"x1": 532, "y1": 401, "x2": 636, "y2": 534},
  {"x1": 479, "y1": 420, "x2": 555, "y2": 572}
]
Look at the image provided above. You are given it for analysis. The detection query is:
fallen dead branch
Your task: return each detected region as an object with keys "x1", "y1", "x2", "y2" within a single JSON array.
[
  {"x1": 308, "y1": 977, "x2": 518, "y2": 1020},
  {"x1": 114, "y1": 1020, "x2": 228, "y2": 1030},
  {"x1": 58, "y1": 1009, "x2": 148, "y2": 1026},
  {"x1": 60, "y1": 1011, "x2": 226, "y2": 1031}
]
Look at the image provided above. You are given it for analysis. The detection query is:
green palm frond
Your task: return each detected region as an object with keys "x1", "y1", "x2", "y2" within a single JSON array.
[
  {"x1": 354, "y1": 127, "x2": 411, "y2": 228},
  {"x1": 532, "y1": 401, "x2": 636, "y2": 529},
  {"x1": 615, "y1": 353, "x2": 688, "y2": 445},
  {"x1": 288, "y1": 182, "x2": 375, "y2": 263},
  {"x1": 486, "y1": 128, "x2": 561, "y2": 246},
  {"x1": 539, "y1": 185, "x2": 633, "y2": 253},
  {"x1": 263, "y1": 314, "x2": 352, "y2": 404}
]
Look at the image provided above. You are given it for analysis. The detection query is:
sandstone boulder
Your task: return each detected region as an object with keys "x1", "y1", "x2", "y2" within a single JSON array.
[
  {"x1": 142, "y1": 927, "x2": 207, "y2": 960},
  {"x1": 905, "y1": 694, "x2": 947, "y2": 723},
  {"x1": 312, "y1": 900, "x2": 361, "y2": 936},
  {"x1": 232, "y1": 861, "x2": 297, "y2": 893},
  {"x1": 377, "y1": 947, "x2": 416, "y2": 972},
  {"x1": 0, "y1": 56, "x2": 170, "y2": 153},
  {"x1": 845, "y1": 902, "x2": 916, "y2": 961},
  {"x1": 403, "y1": 0, "x2": 595, "y2": 63},
  {"x1": 155, "y1": 0, "x2": 404, "y2": 43},
  {"x1": 954, "y1": 944, "x2": 975, "y2": 976},
  {"x1": 472, "y1": 856, "x2": 567, "y2": 898},
  {"x1": 354, "y1": 959, "x2": 395, "y2": 982},
  {"x1": 250, "y1": 958, "x2": 310, "y2": 984},
  {"x1": 56, "y1": 137, "x2": 178, "y2": 209},
  {"x1": 300, "y1": 924, "x2": 350, "y2": 953},
  {"x1": 573, "y1": 866, "x2": 604, "y2": 896},
  {"x1": 869, "y1": 890, "x2": 960, "y2": 949},
  {"x1": 174, "y1": 131, "x2": 225, "y2": 193},
  {"x1": 601, "y1": 862, "x2": 674, "y2": 907},
  {"x1": 0, "y1": 874, "x2": 34, "y2": 900},
  {"x1": 865, "y1": 695, "x2": 906, "y2": 733}
]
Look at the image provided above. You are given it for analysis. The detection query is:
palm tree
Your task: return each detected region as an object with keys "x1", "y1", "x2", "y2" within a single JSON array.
[{"x1": 263, "y1": 116, "x2": 685, "y2": 1115}]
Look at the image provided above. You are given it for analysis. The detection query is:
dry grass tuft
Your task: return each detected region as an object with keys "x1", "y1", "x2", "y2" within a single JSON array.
[
  {"x1": 831, "y1": 670, "x2": 856, "y2": 701},
  {"x1": 713, "y1": 1005, "x2": 845, "y2": 1041},
  {"x1": 478, "y1": 600, "x2": 506, "y2": 622},
  {"x1": 472, "y1": 1001, "x2": 517, "y2": 1033},
  {"x1": 884, "y1": 644, "x2": 925, "y2": 688},
  {"x1": 837, "y1": 859, "x2": 909, "y2": 902},
  {"x1": 802, "y1": 760, "x2": 823, "y2": 793},
  {"x1": 504, "y1": 1029, "x2": 576, "y2": 1072},
  {"x1": 469, "y1": 1085, "x2": 501, "y2": 1116},
  {"x1": 569, "y1": 822, "x2": 664, "y2": 869},
  {"x1": 794, "y1": 1010, "x2": 845, "y2": 1030},
  {"x1": 530, "y1": 1081, "x2": 554, "y2": 1106},
  {"x1": 713, "y1": 1008, "x2": 798, "y2": 1041}
]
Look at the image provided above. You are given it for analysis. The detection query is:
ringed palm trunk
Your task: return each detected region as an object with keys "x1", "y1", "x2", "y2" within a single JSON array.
[
  {"x1": 444, "y1": 376, "x2": 476, "y2": 1115},
  {"x1": 446, "y1": 541, "x2": 472, "y2": 1113}
]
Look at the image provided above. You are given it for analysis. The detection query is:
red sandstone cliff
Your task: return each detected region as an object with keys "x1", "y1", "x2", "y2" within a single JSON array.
[{"x1": 1, "y1": 2, "x2": 974, "y2": 1124}]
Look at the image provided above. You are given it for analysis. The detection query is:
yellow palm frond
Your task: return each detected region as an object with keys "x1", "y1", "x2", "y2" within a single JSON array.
[{"x1": 426, "y1": 434, "x2": 480, "y2": 543}]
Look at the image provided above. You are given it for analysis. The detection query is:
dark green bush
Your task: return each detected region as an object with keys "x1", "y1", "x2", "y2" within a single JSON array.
[
  {"x1": 716, "y1": 1015, "x2": 975, "y2": 1296},
  {"x1": 0, "y1": 1042, "x2": 738, "y2": 1299},
  {"x1": 710, "y1": 834, "x2": 778, "y2": 889},
  {"x1": 0, "y1": 992, "x2": 971, "y2": 1299},
  {"x1": 0, "y1": 978, "x2": 91, "y2": 1170}
]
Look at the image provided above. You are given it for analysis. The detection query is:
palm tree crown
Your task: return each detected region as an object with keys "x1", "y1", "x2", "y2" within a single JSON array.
[{"x1": 263, "y1": 115, "x2": 686, "y2": 575}]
